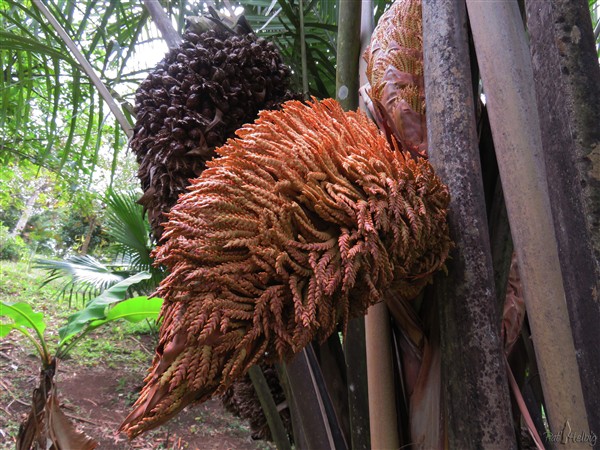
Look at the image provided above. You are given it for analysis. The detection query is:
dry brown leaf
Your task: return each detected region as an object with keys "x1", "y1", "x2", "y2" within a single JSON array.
[{"x1": 46, "y1": 394, "x2": 98, "y2": 450}]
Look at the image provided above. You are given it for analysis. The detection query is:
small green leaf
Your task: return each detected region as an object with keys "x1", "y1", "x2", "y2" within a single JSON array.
[
  {"x1": 87, "y1": 296, "x2": 163, "y2": 330},
  {"x1": 58, "y1": 271, "x2": 151, "y2": 344},
  {"x1": 0, "y1": 302, "x2": 46, "y2": 338},
  {"x1": 104, "y1": 296, "x2": 162, "y2": 323}
]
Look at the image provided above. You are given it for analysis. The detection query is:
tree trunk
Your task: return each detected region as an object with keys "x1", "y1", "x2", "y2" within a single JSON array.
[
  {"x1": 248, "y1": 365, "x2": 292, "y2": 450},
  {"x1": 335, "y1": 2, "x2": 371, "y2": 449},
  {"x1": 526, "y1": 0, "x2": 600, "y2": 436},
  {"x1": 466, "y1": 0, "x2": 590, "y2": 440},
  {"x1": 79, "y1": 215, "x2": 96, "y2": 255},
  {"x1": 10, "y1": 181, "x2": 47, "y2": 237},
  {"x1": 422, "y1": 1, "x2": 517, "y2": 447}
]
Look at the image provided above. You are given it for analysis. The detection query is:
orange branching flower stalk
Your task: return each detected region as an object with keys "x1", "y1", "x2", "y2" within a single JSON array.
[
  {"x1": 363, "y1": 0, "x2": 426, "y2": 158},
  {"x1": 119, "y1": 98, "x2": 451, "y2": 438}
]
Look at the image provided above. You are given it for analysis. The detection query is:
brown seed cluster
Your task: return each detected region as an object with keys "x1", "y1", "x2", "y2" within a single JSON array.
[
  {"x1": 221, "y1": 363, "x2": 292, "y2": 442},
  {"x1": 363, "y1": 0, "x2": 426, "y2": 157},
  {"x1": 119, "y1": 98, "x2": 451, "y2": 437},
  {"x1": 131, "y1": 25, "x2": 299, "y2": 239}
]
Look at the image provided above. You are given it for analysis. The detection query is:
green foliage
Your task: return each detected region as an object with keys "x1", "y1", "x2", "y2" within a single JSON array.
[
  {"x1": 0, "y1": 0, "x2": 152, "y2": 182},
  {"x1": 242, "y1": 0, "x2": 338, "y2": 97},
  {"x1": 0, "y1": 223, "x2": 28, "y2": 261},
  {"x1": 0, "y1": 265, "x2": 160, "y2": 367},
  {"x1": 0, "y1": 0, "x2": 371, "y2": 182},
  {"x1": 0, "y1": 160, "x2": 118, "y2": 256},
  {"x1": 103, "y1": 296, "x2": 162, "y2": 324},
  {"x1": 103, "y1": 189, "x2": 158, "y2": 279},
  {"x1": 55, "y1": 210, "x2": 102, "y2": 254},
  {"x1": 35, "y1": 254, "x2": 125, "y2": 304},
  {"x1": 239, "y1": 0, "x2": 390, "y2": 98},
  {"x1": 0, "y1": 301, "x2": 46, "y2": 338},
  {"x1": 34, "y1": 188, "x2": 162, "y2": 305},
  {"x1": 58, "y1": 271, "x2": 152, "y2": 347},
  {"x1": 0, "y1": 301, "x2": 51, "y2": 363}
]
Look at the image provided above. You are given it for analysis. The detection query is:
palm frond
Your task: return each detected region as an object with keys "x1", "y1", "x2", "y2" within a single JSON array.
[
  {"x1": 103, "y1": 189, "x2": 152, "y2": 270},
  {"x1": 0, "y1": 0, "x2": 160, "y2": 183},
  {"x1": 241, "y1": 0, "x2": 338, "y2": 97},
  {"x1": 35, "y1": 254, "x2": 124, "y2": 306},
  {"x1": 103, "y1": 189, "x2": 164, "y2": 289}
]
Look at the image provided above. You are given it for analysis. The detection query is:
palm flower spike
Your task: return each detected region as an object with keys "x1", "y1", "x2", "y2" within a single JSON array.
[
  {"x1": 362, "y1": 0, "x2": 427, "y2": 159},
  {"x1": 119, "y1": 98, "x2": 451, "y2": 438},
  {"x1": 130, "y1": 9, "x2": 300, "y2": 240}
]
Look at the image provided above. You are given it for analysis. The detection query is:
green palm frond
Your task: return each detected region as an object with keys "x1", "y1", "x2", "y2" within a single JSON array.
[
  {"x1": 103, "y1": 189, "x2": 154, "y2": 273},
  {"x1": 100, "y1": 188, "x2": 164, "y2": 291},
  {"x1": 241, "y1": 0, "x2": 338, "y2": 97},
  {"x1": 35, "y1": 254, "x2": 124, "y2": 306},
  {"x1": 35, "y1": 189, "x2": 164, "y2": 306},
  {"x1": 239, "y1": 0, "x2": 392, "y2": 98},
  {"x1": 0, "y1": 0, "x2": 160, "y2": 183}
]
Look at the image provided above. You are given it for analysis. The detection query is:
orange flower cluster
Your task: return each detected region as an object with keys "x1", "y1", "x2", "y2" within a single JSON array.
[
  {"x1": 363, "y1": 0, "x2": 427, "y2": 157},
  {"x1": 120, "y1": 98, "x2": 451, "y2": 437}
]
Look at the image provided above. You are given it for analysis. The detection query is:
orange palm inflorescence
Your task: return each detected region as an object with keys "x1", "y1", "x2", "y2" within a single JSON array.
[
  {"x1": 363, "y1": 0, "x2": 426, "y2": 157},
  {"x1": 119, "y1": 98, "x2": 451, "y2": 438}
]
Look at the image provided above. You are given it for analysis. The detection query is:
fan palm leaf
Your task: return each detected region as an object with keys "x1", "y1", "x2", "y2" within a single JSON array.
[
  {"x1": 103, "y1": 189, "x2": 164, "y2": 288},
  {"x1": 103, "y1": 189, "x2": 152, "y2": 270},
  {"x1": 35, "y1": 189, "x2": 163, "y2": 305},
  {"x1": 35, "y1": 254, "x2": 124, "y2": 306}
]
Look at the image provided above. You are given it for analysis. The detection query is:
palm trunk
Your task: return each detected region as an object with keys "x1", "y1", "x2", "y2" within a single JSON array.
[
  {"x1": 79, "y1": 215, "x2": 96, "y2": 255},
  {"x1": 526, "y1": 0, "x2": 600, "y2": 434},
  {"x1": 336, "y1": 2, "x2": 371, "y2": 448},
  {"x1": 466, "y1": 0, "x2": 590, "y2": 438},
  {"x1": 247, "y1": 365, "x2": 292, "y2": 450},
  {"x1": 422, "y1": 1, "x2": 516, "y2": 447}
]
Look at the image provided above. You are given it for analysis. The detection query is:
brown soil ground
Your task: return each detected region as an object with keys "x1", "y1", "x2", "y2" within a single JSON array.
[{"x1": 0, "y1": 334, "x2": 274, "y2": 450}]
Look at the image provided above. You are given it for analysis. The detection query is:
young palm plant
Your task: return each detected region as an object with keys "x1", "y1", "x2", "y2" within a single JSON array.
[
  {"x1": 35, "y1": 189, "x2": 163, "y2": 306},
  {"x1": 4, "y1": 189, "x2": 164, "y2": 449}
]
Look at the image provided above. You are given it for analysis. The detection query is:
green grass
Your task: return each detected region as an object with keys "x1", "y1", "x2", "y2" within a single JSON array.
[{"x1": 0, "y1": 260, "x2": 66, "y2": 308}]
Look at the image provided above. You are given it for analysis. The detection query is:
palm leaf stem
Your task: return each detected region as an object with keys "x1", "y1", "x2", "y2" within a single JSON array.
[
  {"x1": 467, "y1": 0, "x2": 589, "y2": 436},
  {"x1": 142, "y1": 0, "x2": 182, "y2": 50},
  {"x1": 298, "y1": 0, "x2": 309, "y2": 96},
  {"x1": 336, "y1": 2, "x2": 370, "y2": 448},
  {"x1": 422, "y1": 1, "x2": 516, "y2": 447},
  {"x1": 31, "y1": 0, "x2": 133, "y2": 139}
]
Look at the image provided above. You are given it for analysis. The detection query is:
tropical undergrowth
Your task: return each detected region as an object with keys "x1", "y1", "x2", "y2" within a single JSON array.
[{"x1": 0, "y1": 189, "x2": 165, "y2": 448}]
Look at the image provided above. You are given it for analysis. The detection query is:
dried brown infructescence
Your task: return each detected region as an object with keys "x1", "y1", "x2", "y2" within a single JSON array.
[
  {"x1": 221, "y1": 363, "x2": 292, "y2": 442},
  {"x1": 362, "y1": 0, "x2": 426, "y2": 157},
  {"x1": 131, "y1": 14, "x2": 299, "y2": 240},
  {"x1": 119, "y1": 98, "x2": 451, "y2": 438}
]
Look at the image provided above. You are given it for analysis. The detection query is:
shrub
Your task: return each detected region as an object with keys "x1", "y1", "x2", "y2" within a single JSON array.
[{"x1": 0, "y1": 224, "x2": 29, "y2": 261}]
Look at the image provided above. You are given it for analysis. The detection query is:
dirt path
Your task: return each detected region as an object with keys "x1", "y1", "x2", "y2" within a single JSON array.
[{"x1": 0, "y1": 336, "x2": 273, "y2": 450}]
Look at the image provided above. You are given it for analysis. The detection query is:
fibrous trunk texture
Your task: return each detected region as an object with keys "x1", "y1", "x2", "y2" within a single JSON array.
[
  {"x1": 131, "y1": 21, "x2": 298, "y2": 240},
  {"x1": 467, "y1": 0, "x2": 589, "y2": 438},
  {"x1": 120, "y1": 98, "x2": 451, "y2": 438}
]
